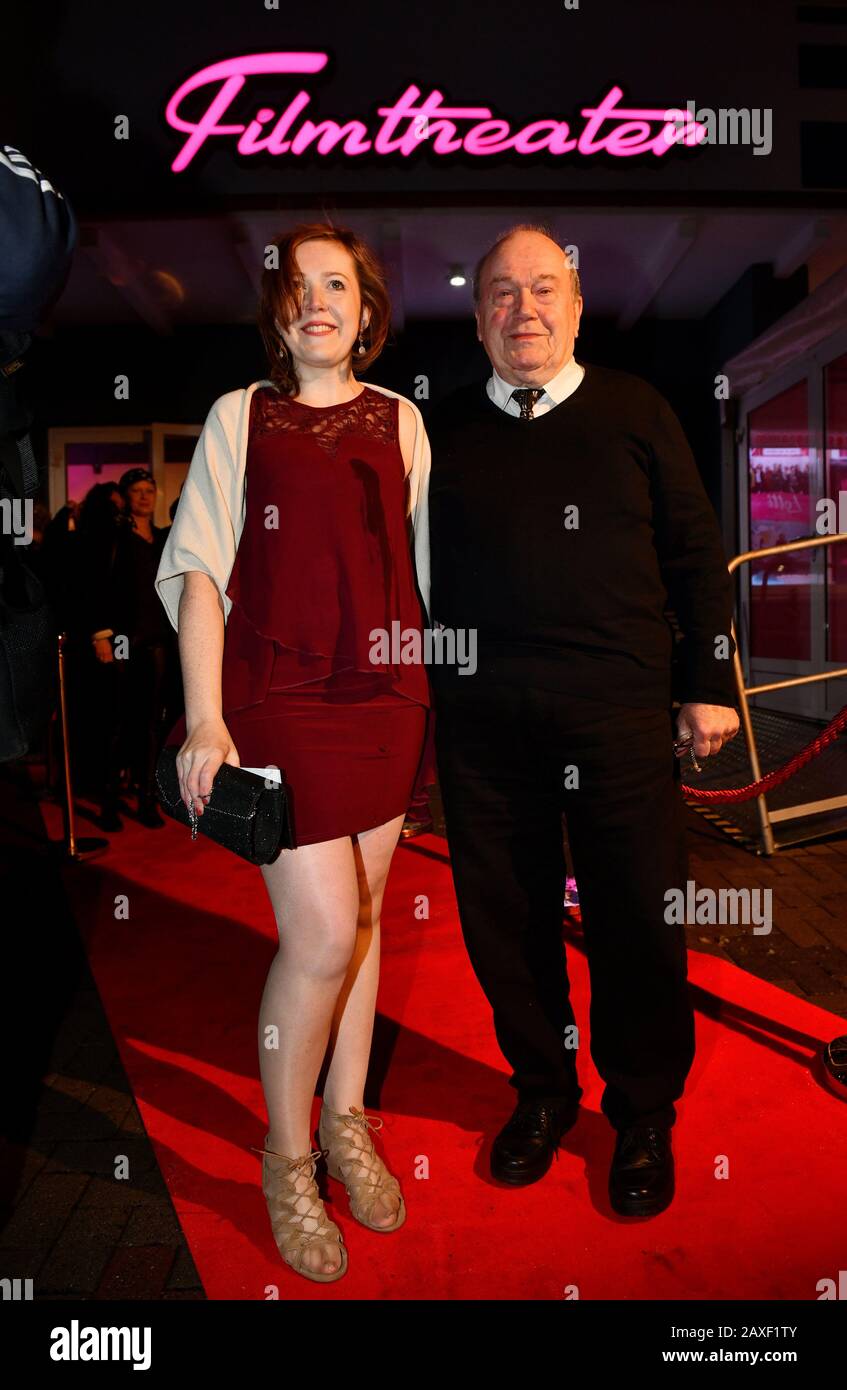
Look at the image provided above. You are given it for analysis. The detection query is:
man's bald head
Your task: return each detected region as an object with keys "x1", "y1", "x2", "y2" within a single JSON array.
[
  {"x1": 473, "y1": 225, "x2": 581, "y2": 307},
  {"x1": 473, "y1": 226, "x2": 584, "y2": 387}
]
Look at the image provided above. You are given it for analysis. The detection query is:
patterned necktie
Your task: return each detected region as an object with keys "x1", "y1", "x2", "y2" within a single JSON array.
[{"x1": 510, "y1": 387, "x2": 544, "y2": 420}]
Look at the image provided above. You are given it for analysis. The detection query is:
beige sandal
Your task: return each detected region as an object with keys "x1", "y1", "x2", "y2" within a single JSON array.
[
  {"x1": 250, "y1": 1137, "x2": 348, "y2": 1282},
  {"x1": 319, "y1": 1105, "x2": 407, "y2": 1234}
]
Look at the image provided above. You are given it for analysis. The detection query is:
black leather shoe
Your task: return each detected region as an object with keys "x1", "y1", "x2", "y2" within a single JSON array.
[
  {"x1": 490, "y1": 1096, "x2": 579, "y2": 1186},
  {"x1": 609, "y1": 1125, "x2": 674, "y2": 1217},
  {"x1": 821, "y1": 1035, "x2": 847, "y2": 1099}
]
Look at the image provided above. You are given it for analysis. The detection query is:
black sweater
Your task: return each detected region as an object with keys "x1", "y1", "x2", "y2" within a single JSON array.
[
  {"x1": 427, "y1": 363, "x2": 737, "y2": 709},
  {"x1": 80, "y1": 523, "x2": 173, "y2": 646}
]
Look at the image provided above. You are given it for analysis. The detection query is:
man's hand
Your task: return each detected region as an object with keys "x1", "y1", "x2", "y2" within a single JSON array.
[{"x1": 676, "y1": 703, "x2": 740, "y2": 759}]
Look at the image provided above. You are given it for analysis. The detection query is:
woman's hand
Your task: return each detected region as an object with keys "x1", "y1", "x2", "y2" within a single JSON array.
[{"x1": 177, "y1": 719, "x2": 240, "y2": 816}]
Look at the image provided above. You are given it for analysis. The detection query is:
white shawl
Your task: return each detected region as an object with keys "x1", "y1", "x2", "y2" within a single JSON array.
[{"x1": 154, "y1": 378, "x2": 431, "y2": 631}]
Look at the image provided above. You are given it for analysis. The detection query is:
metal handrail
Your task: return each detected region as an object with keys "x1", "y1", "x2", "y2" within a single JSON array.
[{"x1": 727, "y1": 531, "x2": 847, "y2": 854}]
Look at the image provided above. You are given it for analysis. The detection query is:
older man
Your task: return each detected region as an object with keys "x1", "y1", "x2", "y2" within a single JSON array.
[{"x1": 427, "y1": 224, "x2": 739, "y2": 1216}]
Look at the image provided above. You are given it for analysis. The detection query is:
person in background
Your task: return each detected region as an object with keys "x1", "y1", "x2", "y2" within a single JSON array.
[
  {"x1": 73, "y1": 483, "x2": 127, "y2": 826},
  {"x1": 0, "y1": 145, "x2": 76, "y2": 763},
  {"x1": 84, "y1": 468, "x2": 179, "y2": 828}
]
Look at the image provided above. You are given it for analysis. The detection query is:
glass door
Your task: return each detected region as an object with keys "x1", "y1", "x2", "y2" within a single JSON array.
[
  {"x1": 825, "y1": 353, "x2": 847, "y2": 674},
  {"x1": 739, "y1": 369, "x2": 825, "y2": 719},
  {"x1": 48, "y1": 427, "x2": 151, "y2": 515},
  {"x1": 747, "y1": 380, "x2": 817, "y2": 662},
  {"x1": 149, "y1": 425, "x2": 202, "y2": 527},
  {"x1": 738, "y1": 334, "x2": 847, "y2": 720},
  {"x1": 48, "y1": 423, "x2": 201, "y2": 527}
]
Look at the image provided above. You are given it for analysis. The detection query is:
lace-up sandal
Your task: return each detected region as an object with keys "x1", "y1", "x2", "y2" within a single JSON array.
[
  {"x1": 250, "y1": 1137, "x2": 348, "y2": 1282},
  {"x1": 318, "y1": 1105, "x2": 406, "y2": 1234}
]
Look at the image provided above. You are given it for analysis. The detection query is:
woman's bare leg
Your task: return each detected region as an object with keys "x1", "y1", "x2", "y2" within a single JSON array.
[
  {"x1": 257, "y1": 834, "x2": 360, "y2": 1275},
  {"x1": 321, "y1": 811, "x2": 406, "y2": 1227}
]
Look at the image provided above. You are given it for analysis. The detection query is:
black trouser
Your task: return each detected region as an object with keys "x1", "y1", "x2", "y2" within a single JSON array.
[
  {"x1": 433, "y1": 676, "x2": 695, "y2": 1132},
  {"x1": 97, "y1": 656, "x2": 127, "y2": 810},
  {"x1": 124, "y1": 640, "x2": 173, "y2": 802}
]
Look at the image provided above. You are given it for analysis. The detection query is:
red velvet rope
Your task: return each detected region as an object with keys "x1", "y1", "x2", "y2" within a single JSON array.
[{"x1": 681, "y1": 704, "x2": 847, "y2": 802}]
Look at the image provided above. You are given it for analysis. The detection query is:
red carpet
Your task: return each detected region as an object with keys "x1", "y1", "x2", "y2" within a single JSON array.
[{"x1": 51, "y1": 805, "x2": 847, "y2": 1300}]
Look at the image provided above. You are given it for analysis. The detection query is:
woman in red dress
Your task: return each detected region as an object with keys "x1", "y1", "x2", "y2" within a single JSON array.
[{"x1": 163, "y1": 225, "x2": 430, "y2": 1283}]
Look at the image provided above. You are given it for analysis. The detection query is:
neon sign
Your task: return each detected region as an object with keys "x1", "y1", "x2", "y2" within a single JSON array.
[{"x1": 164, "y1": 53, "x2": 707, "y2": 173}]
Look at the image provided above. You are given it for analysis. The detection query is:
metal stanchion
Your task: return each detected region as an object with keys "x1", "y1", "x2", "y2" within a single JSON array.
[
  {"x1": 56, "y1": 630, "x2": 108, "y2": 859},
  {"x1": 727, "y1": 531, "x2": 847, "y2": 854}
]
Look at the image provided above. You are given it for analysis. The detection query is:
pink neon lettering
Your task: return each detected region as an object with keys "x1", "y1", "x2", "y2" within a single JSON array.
[
  {"x1": 240, "y1": 92, "x2": 312, "y2": 156},
  {"x1": 238, "y1": 107, "x2": 276, "y2": 156},
  {"x1": 289, "y1": 120, "x2": 371, "y2": 156},
  {"x1": 373, "y1": 88, "x2": 491, "y2": 155},
  {"x1": 658, "y1": 108, "x2": 707, "y2": 152},
  {"x1": 600, "y1": 121, "x2": 652, "y2": 155},
  {"x1": 462, "y1": 120, "x2": 513, "y2": 155},
  {"x1": 164, "y1": 60, "x2": 708, "y2": 171},
  {"x1": 166, "y1": 52, "x2": 328, "y2": 171},
  {"x1": 578, "y1": 85, "x2": 707, "y2": 157},
  {"x1": 508, "y1": 120, "x2": 578, "y2": 156}
]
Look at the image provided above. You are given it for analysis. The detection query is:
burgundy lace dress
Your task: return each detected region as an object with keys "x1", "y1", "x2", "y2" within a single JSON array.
[{"x1": 164, "y1": 384, "x2": 430, "y2": 847}]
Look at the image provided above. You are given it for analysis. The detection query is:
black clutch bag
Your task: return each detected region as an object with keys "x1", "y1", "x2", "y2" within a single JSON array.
[{"x1": 155, "y1": 746, "x2": 293, "y2": 865}]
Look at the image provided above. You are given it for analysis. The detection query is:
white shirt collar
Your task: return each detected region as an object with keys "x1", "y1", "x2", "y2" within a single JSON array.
[{"x1": 487, "y1": 355, "x2": 585, "y2": 412}]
